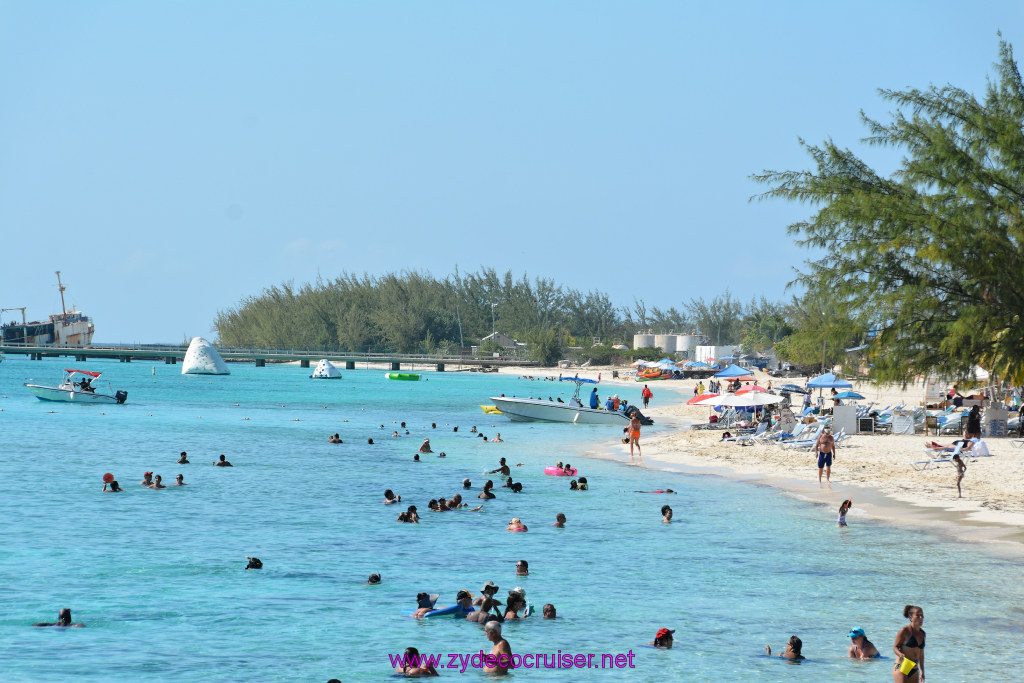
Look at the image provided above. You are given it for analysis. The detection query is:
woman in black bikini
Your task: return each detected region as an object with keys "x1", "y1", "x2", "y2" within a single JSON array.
[{"x1": 893, "y1": 604, "x2": 925, "y2": 682}]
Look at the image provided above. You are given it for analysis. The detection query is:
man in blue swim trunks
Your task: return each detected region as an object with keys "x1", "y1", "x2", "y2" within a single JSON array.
[{"x1": 815, "y1": 427, "x2": 836, "y2": 488}]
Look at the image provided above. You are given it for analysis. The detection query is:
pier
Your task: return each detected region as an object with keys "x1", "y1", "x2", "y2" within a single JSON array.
[{"x1": 0, "y1": 344, "x2": 535, "y2": 371}]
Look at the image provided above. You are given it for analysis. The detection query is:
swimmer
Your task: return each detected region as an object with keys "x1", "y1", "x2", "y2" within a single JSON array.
[
  {"x1": 140, "y1": 471, "x2": 153, "y2": 486},
  {"x1": 553, "y1": 513, "x2": 566, "y2": 527},
  {"x1": 847, "y1": 627, "x2": 880, "y2": 659},
  {"x1": 327, "y1": 434, "x2": 342, "y2": 443},
  {"x1": 453, "y1": 426, "x2": 459, "y2": 432},
  {"x1": 483, "y1": 436, "x2": 488, "y2": 442},
  {"x1": 245, "y1": 556, "x2": 263, "y2": 570},
  {"x1": 662, "y1": 505, "x2": 673, "y2": 523},
  {"x1": 395, "y1": 645, "x2": 438, "y2": 677},
  {"x1": 33, "y1": 608, "x2": 84, "y2": 627},
  {"x1": 507, "y1": 518, "x2": 528, "y2": 532},
  {"x1": 562, "y1": 463, "x2": 573, "y2": 476},
  {"x1": 383, "y1": 489, "x2": 401, "y2": 504},
  {"x1": 503, "y1": 589, "x2": 526, "y2": 620},
  {"x1": 406, "y1": 505, "x2": 419, "y2": 523},
  {"x1": 177, "y1": 451, "x2": 190, "y2": 464},
  {"x1": 510, "y1": 482, "x2": 523, "y2": 493},
  {"x1": 368, "y1": 438, "x2": 374, "y2": 444},
  {"x1": 515, "y1": 559, "x2": 529, "y2": 575},
  {"x1": 173, "y1": 474, "x2": 186, "y2": 486},
  {"x1": 479, "y1": 480, "x2": 496, "y2": 499},
  {"x1": 411, "y1": 592, "x2": 440, "y2": 619},
  {"x1": 474, "y1": 581, "x2": 501, "y2": 608},
  {"x1": 569, "y1": 480, "x2": 579, "y2": 490},
  {"x1": 635, "y1": 489, "x2": 677, "y2": 494},
  {"x1": 516, "y1": 462, "x2": 524, "y2": 467},
  {"x1": 413, "y1": 454, "x2": 420, "y2": 462},
  {"x1": 213, "y1": 454, "x2": 233, "y2": 467},
  {"x1": 649, "y1": 627, "x2": 674, "y2": 648},
  {"x1": 396, "y1": 512, "x2": 409, "y2": 522},
  {"x1": 427, "y1": 499, "x2": 439, "y2": 511},
  {"x1": 492, "y1": 433, "x2": 503, "y2": 442},
  {"x1": 463, "y1": 478, "x2": 472, "y2": 489},
  {"x1": 542, "y1": 603, "x2": 556, "y2": 619},
  {"x1": 502, "y1": 477, "x2": 513, "y2": 488},
  {"x1": 438, "y1": 451, "x2": 446, "y2": 458},
  {"x1": 418, "y1": 439, "x2": 432, "y2": 453},
  {"x1": 484, "y1": 621, "x2": 512, "y2": 675},
  {"x1": 488, "y1": 458, "x2": 511, "y2": 476},
  {"x1": 367, "y1": 573, "x2": 381, "y2": 584},
  {"x1": 766, "y1": 635, "x2": 805, "y2": 660},
  {"x1": 838, "y1": 499, "x2": 852, "y2": 526},
  {"x1": 470, "y1": 426, "x2": 477, "y2": 433},
  {"x1": 467, "y1": 596, "x2": 502, "y2": 623},
  {"x1": 148, "y1": 474, "x2": 166, "y2": 489},
  {"x1": 577, "y1": 477, "x2": 588, "y2": 490},
  {"x1": 392, "y1": 430, "x2": 400, "y2": 437},
  {"x1": 103, "y1": 480, "x2": 123, "y2": 492},
  {"x1": 893, "y1": 605, "x2": 925, "y2": 682}
]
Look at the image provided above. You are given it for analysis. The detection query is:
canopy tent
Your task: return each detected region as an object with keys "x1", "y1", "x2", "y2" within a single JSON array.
[
  {"x1": 807, "y1": 373, "x2": 853, "y2": 389},
  {"x1": 714, "y1": 364, "x2": 753, "y2": 379}
]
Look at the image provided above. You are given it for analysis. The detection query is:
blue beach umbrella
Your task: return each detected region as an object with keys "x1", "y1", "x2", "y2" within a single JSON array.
[
  {"x1": 714, "y1": 364, "x2": 753, "y2": 379},
  {"x1": 806, "y1": 373, "x2": 852, "y2": 389},
  {"x1": 834, "y1": 391, "x2": 865, "y2": 400}
]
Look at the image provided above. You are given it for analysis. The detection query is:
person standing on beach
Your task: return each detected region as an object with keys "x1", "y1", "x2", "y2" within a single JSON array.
[
  {"x1": 953, "y1": 453, "x2": 967, "y2": 498},
  {"x1": 963, "y1": 405, "x2": 981, "y2": 439},
  {"x1": 642, "y1": 384, "x2": 653, "y2": 408},
  {"x1": 815, "y1": 428, "x2": 836, "y2": 487},
  {"x1": 629, "y1": 411, "x2": 642, "y2": 462}
]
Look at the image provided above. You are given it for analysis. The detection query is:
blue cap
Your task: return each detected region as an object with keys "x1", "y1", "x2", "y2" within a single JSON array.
[{"x1": 848, "y1": 627, "x2": 865, "y2": 638}]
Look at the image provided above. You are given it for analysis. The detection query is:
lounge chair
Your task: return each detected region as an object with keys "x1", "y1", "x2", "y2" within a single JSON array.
[
  {"x1": 779, "y1": 423, "x2": 825, "y2": 450},
  {"x1": 724, "y1": 421, "x2": 769, "y2": 444},
  {"x1": 912, "y1": 442, "x2": 963, "y2": 470}
]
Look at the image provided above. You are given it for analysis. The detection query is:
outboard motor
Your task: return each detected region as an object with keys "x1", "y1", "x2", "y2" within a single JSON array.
[
  {"x1": 115, "y1": 390, "x2": 128, "y2": 404},
  {"x1": 624, "y1": 405, "x2": 655, "y2": 426}
]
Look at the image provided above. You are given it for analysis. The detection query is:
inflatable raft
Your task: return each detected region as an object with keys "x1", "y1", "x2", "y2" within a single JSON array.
[
  {"x1": 385, "y1": 372, "x2": 420, "y2": 381},
  {"x1": 544, "y1": 466, "x2": 578, "y2": 476}
]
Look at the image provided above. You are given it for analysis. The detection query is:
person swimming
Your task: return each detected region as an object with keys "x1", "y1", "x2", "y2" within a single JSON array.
[
  {"x1": 213, "y1": 454, "x2": 233, "y2": 467},
  {"x1": 34, "y1": 608, "x2": 84, "y2": 627},
  {"x1": 766, "y1": 635, "x2": 805, "y2": 660},
  {"x1": 148, "y1": 475, "x2": 166, "y2": 489},
  {"x1": 177, "y1": 451, "x2": 190, "y2": 464},
  {"x1": 140, "y1": 471, "x2": 153, "y2": 486},
  {"x1": 367, "y1": 573, "x2": 381, "y2": 584},
  {"x1": 847, "y1": 627, "x2": 879, "y2": 659},
  {"x1": 245, "y1": 556, "x2": 263, "y2": 570},
  {"x1": 103, "y1": 480, "x2": 123, "y2": 492},
  {"x1": 507, "y1": 518, "x2": 527, "y2": 532},
  {"x1": 479, "y1": 480, "x2": 496, "y2": 499},
  {"x1": 553, "y1": 513, "x2": 566, "y2": 527},
  {"x1": 577, "y1": 477, "x2": 588, "y2": 490},
  {"x1": 173, "y1": 474, "x2": 186, "y2": 486},
  {"x1": 662, "y1": 505, "x2": 673, "y2": 523},
  {"x1": 649, "y1": 627, "x2": 674, "y2": 648},
  {"x1": 383, "y1": 489, "x2": 401, "y2": 504}
]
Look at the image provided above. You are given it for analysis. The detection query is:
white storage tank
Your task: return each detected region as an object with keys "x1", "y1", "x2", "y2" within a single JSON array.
[
  {"x1": 677, "y1": 334, "x2": 701, "y2": 355},
  {"x1": 633, "y1": 334, "x2": 655, "y2": 349},
  {"x1": 654, "y1": 334, "x2": 677, "y2": 354}
]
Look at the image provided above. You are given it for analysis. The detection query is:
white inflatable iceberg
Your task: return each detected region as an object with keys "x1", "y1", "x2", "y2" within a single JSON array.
[
  {"x1": 181, "y1": 337, "x2": 230, "y2": 375},
  {"x1": 310, "y1": 359, "x2": 342, "y2": 379}
]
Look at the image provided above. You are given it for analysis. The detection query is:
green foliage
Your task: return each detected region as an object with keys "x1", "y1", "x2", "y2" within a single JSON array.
[
  {"x1": 686, "y1": 292, "x2": 745, "y2": 345},
  {"x1": 754, "y1": 38, "x2": 1024, "y2": 383}
]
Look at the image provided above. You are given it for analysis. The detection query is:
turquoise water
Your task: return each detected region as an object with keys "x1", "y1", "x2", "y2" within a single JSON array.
[{"x1": 1, "y1": 356, "x2": 1021, "y2": 681}]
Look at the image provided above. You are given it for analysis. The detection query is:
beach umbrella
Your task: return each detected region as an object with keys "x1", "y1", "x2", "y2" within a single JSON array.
[
  {"x1": 834, "y1": 391, "x2": 865, "y2": 400},
  {"x1": 695, "y1": 392, "x2": 784, "y2": 407},
  {"x1": 807, "y1": 373, "x2": 852, "y2": 389},
  {"x1": 686, "y1": 393, "x2": 719, "y2": 405},
  {"x1": 737, "y1": 385, "x2": 767, "y2": 394}
]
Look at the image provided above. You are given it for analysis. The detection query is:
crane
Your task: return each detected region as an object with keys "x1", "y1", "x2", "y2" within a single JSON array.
[{"x1": 1, "y1": 307, "x2": 27, "y2": 325}]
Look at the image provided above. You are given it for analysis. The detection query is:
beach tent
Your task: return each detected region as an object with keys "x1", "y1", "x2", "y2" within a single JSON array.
[
  {"x1": 714, "y1": 364, "x2": 754, "y2": 379},
  {"x1": 310, "y1": 359, "x2": 342, "y2": 379},
  {"x1": 807, "y1": 373, "x2": 853, "y2": 389}
]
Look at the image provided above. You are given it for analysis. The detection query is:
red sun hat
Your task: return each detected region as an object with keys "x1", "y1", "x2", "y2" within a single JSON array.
[{"x1": 655, "y1": 628, "x2": 675, "y2": 640}]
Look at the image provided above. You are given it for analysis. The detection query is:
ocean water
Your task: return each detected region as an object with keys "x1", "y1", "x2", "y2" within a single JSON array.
[{"x1": 1, "y1": 356, "x2": 1021, "y2": 681}]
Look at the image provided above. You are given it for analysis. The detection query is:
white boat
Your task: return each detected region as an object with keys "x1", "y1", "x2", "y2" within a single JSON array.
[
  {"x1": 489, "y1": 378, "x2": 639, "y2": 425},
  {"x1": 25, "y1": 368, "x2": 128, "y2": 404}
]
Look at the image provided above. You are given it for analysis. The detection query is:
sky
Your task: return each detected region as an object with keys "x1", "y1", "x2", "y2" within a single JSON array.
[{"x1": 1, "y1": 1, "x2": 1021, "y2": 343}]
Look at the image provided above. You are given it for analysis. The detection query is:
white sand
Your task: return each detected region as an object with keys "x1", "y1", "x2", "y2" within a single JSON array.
[{"x1": 497, "y1": 365, "x2": 1024, "y2": 554}]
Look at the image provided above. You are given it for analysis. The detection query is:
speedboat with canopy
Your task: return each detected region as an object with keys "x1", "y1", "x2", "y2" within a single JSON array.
[
  {"x1": 24, "y1": 369, "x2": 128, "y2": 404},
  {"x1": 489, "y1": 377, "x2": 652, "y2": 425}
]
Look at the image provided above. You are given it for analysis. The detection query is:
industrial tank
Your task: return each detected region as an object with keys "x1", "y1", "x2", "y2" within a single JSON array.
[
  {"x1": 633, "y1": 334, "x2": 655, "y2": 349},
  {"x1": 676, "y1": 334, "x2": 701, "y2": 355},
  {"x1": 654, "y1": 334, "x2": 677, "y2": 354}
]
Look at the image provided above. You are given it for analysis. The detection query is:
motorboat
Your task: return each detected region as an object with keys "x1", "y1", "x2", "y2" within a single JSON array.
[
  {"x1": 489, "y1": 377, "x2": 652, "y2": 426},
  {"x1": 25, "y1": 368, "x2": 128, "y2": 404}
]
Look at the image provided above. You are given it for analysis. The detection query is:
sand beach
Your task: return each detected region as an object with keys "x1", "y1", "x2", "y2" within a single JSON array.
[{"x1": 499, "y1": 365, "x2": 1024, "y2": 553}]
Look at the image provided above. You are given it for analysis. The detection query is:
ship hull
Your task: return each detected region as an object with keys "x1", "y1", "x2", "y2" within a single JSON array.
[{"x1": 488, "y1": 396, "x2": 629, "y2": 425}]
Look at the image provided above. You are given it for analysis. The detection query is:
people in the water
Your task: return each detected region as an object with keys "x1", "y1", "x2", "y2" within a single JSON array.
[
  {"x1": 383, "y1": 489, "x2": 401, "y2": 504},
  {"x1": 103, "y1": 480, "x2": 123, "y2": 492},
  {"x1": 245, "y1": 556, "x2": 263, "y2": 570},
  {"x1": 148, "y1": 475, "x2": 166, "y2": 489},
  {"x1": 418, "y1": 439, "x2": 432, "y2": 453},
  {"x1": 479, "y1": 480, "x2": 496, "y2": 499},
  {"x1": 489, "y1": 458, "x2": 511, "y2": 476},
  {"x1": 33, "y1": 608, "x2": 84, "y2": 627},
  {"x1": 577, "y1": 477, "x2": 588, "y2": 490},
  {"x1": 846, "y1": 627, "x2": 879, "y2": 659},
  {"x1": 141, "y1": 471, "x2": 153, "y2": 486},
  {"x1": 463, "y1": 478, "x2": 472, "y2": 489},
  {"x1": 766, "y1": 635, "x2": 805, "y2": 660},
  {"x1": 553, "y1": 513, "x2": 566, "y2": 527},
  {"x1": 542, "y1": 603, "x2": 556, "y2": 619},
  {"x1": 328, "y1": 433, "x2": 342, "y2": 443},
  {"x1": 394, "y1": 645, "x2": 438, "y2": 677},
  {"x1": 662, "y1": 505, "x2": 673, "y2": 523},
  {"x1": 507, "y1": 517, "x2": 527, "y2": 532},
  {"x1": 492, "y1": 433, "x2": 503, "y2": 442},
  {"x1": 173, "y1": 474, "x2": 186, "y2": 486},
  {"x1": 367, "y1": 573, "x2": 381, "y2": 584},
  {"x1": 213, "y1": 454, "x2": 233, "y2": 467},
  {"x1": 515, "y1": 559, "x2": 529, "y2": 575},
  {"x1": 177, "y1": 451, "x2": 190, "y2": 464},
  {"x1": 649, "y1": 627, "x2": 674, "y2": 648}
]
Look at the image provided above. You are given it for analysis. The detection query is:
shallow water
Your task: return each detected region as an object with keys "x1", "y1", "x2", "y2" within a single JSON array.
[{"x1": 1, "y1": 357, "x2": 1020, "y2": 681}]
